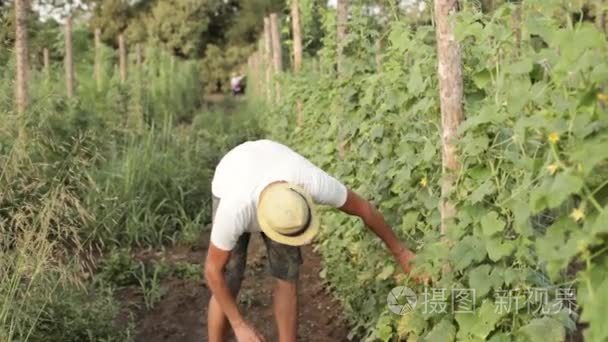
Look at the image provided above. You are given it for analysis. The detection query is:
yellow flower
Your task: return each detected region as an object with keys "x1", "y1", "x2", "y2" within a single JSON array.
[
  {"x1": 420, "y1": 176, "x2": 428, "y2": 188},
  {"x1": 547, "y1": 163, "x2": 559, "y2": 175},
  {"x1": 570, "y1": 208, "x2": 585, "y2": 222},
  {"x1": 597, "y1": 93, "x2": 608, "y2": 103},
  {"x1": 548, "y1": 132, "x2": 560, "y2": 144}
]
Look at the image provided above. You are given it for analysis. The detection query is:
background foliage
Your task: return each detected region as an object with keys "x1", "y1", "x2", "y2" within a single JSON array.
[{"x1": 0, "y1": 13, "x2": 261, "y2": 340}]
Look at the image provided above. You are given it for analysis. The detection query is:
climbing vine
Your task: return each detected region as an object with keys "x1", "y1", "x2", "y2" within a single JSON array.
[{"x1": 260, "y1": 0, "x2": 608, "y2": 340}]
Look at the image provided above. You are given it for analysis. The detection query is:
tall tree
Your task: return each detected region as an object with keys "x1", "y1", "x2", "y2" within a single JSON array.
[
  {"x1": 143, "y1": 0, "x2": 214, "y2": 58},
  {"x1": 15, "y1": 0, "x2": 28, "y2": 114},
  {"x1": 89, "y1": 0, "x2": 132, "y2": 45},
  {"x1": 434, "y1": 0, "x2": 464, "y2": 234}
]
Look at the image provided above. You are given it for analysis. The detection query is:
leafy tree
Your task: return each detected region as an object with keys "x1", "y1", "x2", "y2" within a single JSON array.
[
  {"x1": 143, "y1": 0, "x2": 218, "y2": 58},
  {"x1": 88, "y1": 0, "x2": 133, "y2": 46}
]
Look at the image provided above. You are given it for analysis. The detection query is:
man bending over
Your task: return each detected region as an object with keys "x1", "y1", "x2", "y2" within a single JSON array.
[{"x1": 205, "y1": 139, "x2": 418, "y2": 342}]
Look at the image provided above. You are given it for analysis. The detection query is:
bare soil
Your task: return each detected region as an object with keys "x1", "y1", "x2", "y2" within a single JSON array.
[{"x1": 116, "y1": 233, "x2": 350, "y2": 342}]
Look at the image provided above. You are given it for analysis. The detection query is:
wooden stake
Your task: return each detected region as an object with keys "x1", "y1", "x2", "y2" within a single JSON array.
[
  {"x1": 597, "y1": 0, "x2": 607, "y2": 34},
  {"x1": 65, "y1": 15, "x2": 74, "y2": 98},
  {"x1": 270, "y1": 13, "x2": 282, "y2": 101},
  {"x1": 291, "y1": 0, "x2": 303, "y2": 73},
  {"x1": 118, "y1": 33, "x2": 127, "y2": 83},
  {"x1": 15, "y1": 0, "x2": 29, "y2": 113},
  {"x1": 94, "y1": 27, "x2": 102, "y2": 90},
  {"x1": 512, "y1": 4, "x2": 521, "y2": 54},
  {"x1": 375, "y1": 38, "x2": 382, "y2": 72},
  {"x1": 434, "y1": 0, "x2": 464, "y2": 234},
  {"x1": 336, "y1": 0, "x2": 348, "y2": 75},
  {"x1": 291, "y1": 0, "x2": 304, "y2": 126},
  {"x1": 270, "y1": 13, "x2": 283, "y2": 73},
  {"x1": 136, "y1": 44, "x2": 142, "y2": 67},
  {"x1": 43, "y1": 47, "x2": 50, "y2": 74},
  {"x1": 264, "y1": 17, "x2": 273, "y2": 101},
  {"x1": 336, "y1": 0, "x2": 349, "y2": 158}
]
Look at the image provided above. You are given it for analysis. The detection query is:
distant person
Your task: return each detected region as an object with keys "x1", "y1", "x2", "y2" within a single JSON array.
[
  {"x1": 230, "y1": 73, "x2": 246, "y2": 96},
  {"x1": 205, "y1": 139, "x2": 421, "y2": 342}
]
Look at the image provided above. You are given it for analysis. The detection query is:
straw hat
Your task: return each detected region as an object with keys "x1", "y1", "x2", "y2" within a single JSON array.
[{"x1": 257, "y1": 182, "x2": 319, "y2": 246}]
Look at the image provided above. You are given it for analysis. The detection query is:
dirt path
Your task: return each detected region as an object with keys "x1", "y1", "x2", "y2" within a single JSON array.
[{"x1": 117, "y1": 233, "x2": 350, "y2": 342}]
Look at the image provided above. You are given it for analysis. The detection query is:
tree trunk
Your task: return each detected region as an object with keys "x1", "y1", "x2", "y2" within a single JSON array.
[
  {"x1": 336, "y1": 0, "x2": 348, "y2": 75},
  {"x1": 43, "y1": 47, "x2": 50, "y2": 75},
  {"x1": 118, "y1": 33, "x2": 127, "y2": 83},
  {"x1": 264, "y1": 17, "x2": 273, "y2": 101},
  {"x1": 94, "y1": 27, "x2": 102, "y2": 90},
  {"x1": 15, "y1": 0, "x2": 29, "y2": 114},
  {"x1": 291, "y1": 0, "x2": 303, "y2": 73},
  {"x1": 65, "y1": 15, "x2": 74, "y2": 98},
  {"x1": 434, "y1": 0, "x2": 464, "y2": 234}
]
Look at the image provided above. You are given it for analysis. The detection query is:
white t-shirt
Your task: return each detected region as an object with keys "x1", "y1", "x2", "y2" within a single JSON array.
[{"x1": 210, "y1": 139, "x2": 348, "y2": 251}]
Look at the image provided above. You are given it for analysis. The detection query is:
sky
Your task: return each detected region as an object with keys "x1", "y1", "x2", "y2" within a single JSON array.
[{"x1": 32, "y1": 0, "x2": 89, "y2": 22}]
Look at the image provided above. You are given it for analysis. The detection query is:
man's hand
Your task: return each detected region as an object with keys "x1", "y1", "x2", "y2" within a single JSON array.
[
  {"x1": 338, "y1": 190, "x2": 430, "y2": 285},
  {"x1": 395, "y1": 248, "x2": 430, "y2": 285},
  {"x1": 233, "y1": 321, "x2": 265, "y2": 342},
  {"x1": 395, "y1": 247, "x2": 415, "y2": 274}
]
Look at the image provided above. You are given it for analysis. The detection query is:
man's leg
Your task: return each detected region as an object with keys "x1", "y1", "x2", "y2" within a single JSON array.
[
  {"x1": 273, "y1": 278, "x2": 298, "y2": 342},
  {"x1": 207, "y1": 226, "x2": 250, "y2": 341},
  {"x1": 262, "y1": 234, "x2": 302, "y2": 342}
]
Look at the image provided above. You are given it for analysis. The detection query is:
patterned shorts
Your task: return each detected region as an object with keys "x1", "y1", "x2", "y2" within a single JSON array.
[{"x1": 212, "y1": 196, "x2": 303, "y2": 294}]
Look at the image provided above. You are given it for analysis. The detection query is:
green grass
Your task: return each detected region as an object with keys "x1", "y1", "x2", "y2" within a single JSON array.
[{"x1": 0, "y1": 36, "x2": 261, "y2": 340}]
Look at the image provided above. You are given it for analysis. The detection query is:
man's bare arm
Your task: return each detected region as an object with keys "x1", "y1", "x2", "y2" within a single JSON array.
[
  {"x1": 204, "y1": 244, "x2": 264, "y2": 341},
  {"x1": 338, "y1": 189, "x2": 415, "y2": 273}
]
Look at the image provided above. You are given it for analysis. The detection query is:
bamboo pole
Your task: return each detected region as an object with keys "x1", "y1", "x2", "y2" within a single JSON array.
[
  {"x1": 118, "y1": 33, "x2": 127, "y2": 83},
  {"x1": 65, "y1": 15, "x2": 74, "y2": 98},
  {"x1": 434, "y1": 0, "x2": 464, "y2": 234},
  {"x1": 15, "y1": 0, "x2": 29, "y2": 113}
]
